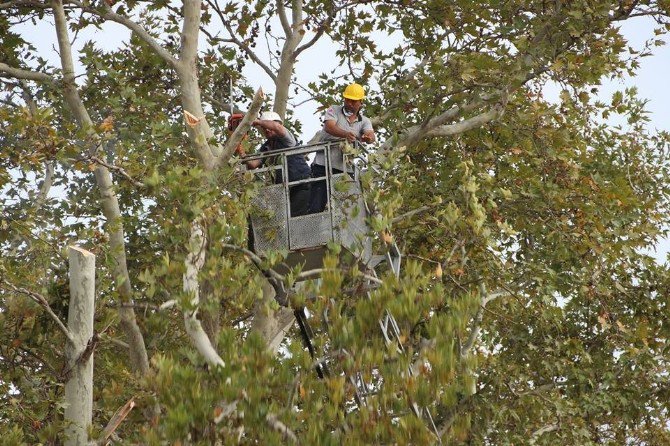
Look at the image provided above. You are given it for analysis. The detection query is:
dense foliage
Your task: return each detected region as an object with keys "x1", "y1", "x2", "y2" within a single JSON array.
[{"x1": 1, "y1": 0, "x2": 670, "y2": 444}]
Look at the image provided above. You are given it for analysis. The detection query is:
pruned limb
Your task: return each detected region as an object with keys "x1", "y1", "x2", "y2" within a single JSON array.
[
  {"x1": 183, "y1": 219, "x2": 225, "y2": 367},
  {"x1": 0, "y1": 279, "x2": 74, "y2": 343},
  {"x1": 218, "y1": 87, "x2": 265, "y2": 164},
  {"x1": 95, "y1": 397, "x2": 136, "y2": 446}
]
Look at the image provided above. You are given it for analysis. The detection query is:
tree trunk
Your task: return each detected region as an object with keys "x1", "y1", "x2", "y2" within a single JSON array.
[{"x1": 64, "y1": 246, "x2": 95, "y2": 446}]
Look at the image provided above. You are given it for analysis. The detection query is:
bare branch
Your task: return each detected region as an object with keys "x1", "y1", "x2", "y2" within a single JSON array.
[
  {"x1": 99, "y1": 333, "x2": 130, "y2": 350},
  {"x1": 529, "y1": 423, "x2": 559, "y2": 445},
  {"x1": 382, "y1": 103, "x2": 502, "y2": 151},
  {"x1": 64, "y1": 0, "x2": 179, "y2": 70},
  {"x1": 52, "y1": 0, "x2": 93, "y2": 126},
  {"x1": 392, "y1": 204, "x2": 433, "y2": 224},
  {"x1": 88, "y1": 155, "x2": 145, "y2": 188},
  {"x1": 426, "y1": 105, "x2": 503, "y2": 138},
  {"x1": 206, "y1": 0, "x2": 276, "y2": 81},
  {"x1": 0, "y1": 62, "x2": 55, "y2": 83},
  {"x1": 0, "y1": 0, "x2": 47, "y2": 9},
  {"x1": 276, "y1": 0, "x2": 291, "y2": 36},
  {"x1": 461, "y1": 284, "x2": 508, "y2": 359},
  {"x1": 0, "y1": 280, "x2": 74, "y2": 343},
  {"x1": 294, "y1": 2, "x2": 356, "y2": 58},
  {"x1": 220, "y1": 33, "x2": 277, "y2": 82}
]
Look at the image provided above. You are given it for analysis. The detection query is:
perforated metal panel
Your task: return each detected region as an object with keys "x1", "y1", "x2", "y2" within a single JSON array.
[
  {"x1": 251, "y1": 184, "x2": 288, "y2": 253},
  {"x1": 289, "y1": 212, "x2": 332, "y2": 250},
  {"x1": 330, "y1": 174, "x2": 372, "y2": 263}
]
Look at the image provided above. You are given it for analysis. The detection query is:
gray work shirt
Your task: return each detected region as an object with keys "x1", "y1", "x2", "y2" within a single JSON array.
[{"x1": 313, "y1": 105, "x2": 373, "y2": 171}]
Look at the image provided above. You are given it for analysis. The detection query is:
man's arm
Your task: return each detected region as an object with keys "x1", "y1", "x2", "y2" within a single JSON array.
[
  {"x1": 360, "y1": 118, "x2": 375, "y2": 143},
  {"x1": 253, "y1": 119, "x2": 286, "y2": 137},
  {"x1": 324, "y1": 119, "x2": 357, "y2": 142}
]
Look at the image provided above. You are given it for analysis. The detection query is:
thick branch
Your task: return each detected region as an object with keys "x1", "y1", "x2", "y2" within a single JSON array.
[
  {"x1": 52, "y1": 0, "x2": 151, "y2": 376},
  {"x1": 426, "y1": 105, "x2": 503, "y2": 138},
  {"x1": 183, "y1": 220, "x2": 226, "y2": 367},
  {"x1": 383, "y1": 101, "x2": 502, "y2": 151},
  {"x1": 179, "y1": 0, "x2": 201, "y2": 66},
  {"x1": 0, "y1": 62, "x2": 55, "y2": 83},
  {"x1": 276, "y1": 0, "x2": 291, "y2": 36},
  {"x1": 460, "y1": 284, "x2": 506, "y2": 359}
]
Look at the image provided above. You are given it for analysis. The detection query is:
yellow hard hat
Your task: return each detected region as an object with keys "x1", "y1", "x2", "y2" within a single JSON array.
[{"x1": 343, "y1": 83, "x2": 365, "y2": 100}]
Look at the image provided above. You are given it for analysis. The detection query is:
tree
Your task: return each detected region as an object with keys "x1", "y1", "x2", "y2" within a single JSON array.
[{"x1": 1, "y1": 0, "x2": 670, "y2": 443}]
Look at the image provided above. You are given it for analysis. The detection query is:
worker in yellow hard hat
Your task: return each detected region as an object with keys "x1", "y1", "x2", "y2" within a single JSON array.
[{"x1": 309, "y1": 82, "x2": 376, "y2": 213}]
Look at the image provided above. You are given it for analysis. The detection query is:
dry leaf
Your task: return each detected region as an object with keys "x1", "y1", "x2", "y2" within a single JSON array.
[
  {"x1": 99, "y1": 115, "x2": 114, "y2": 132},
  {"x1": 597, "y1": 313, "x2": 609, "y2": 328},
  {"x1": 435, "y1": 263, "x2": 443, "y2": 278}
]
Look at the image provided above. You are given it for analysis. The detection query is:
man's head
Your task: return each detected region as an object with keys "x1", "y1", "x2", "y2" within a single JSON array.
[
  {"x1": 342, "y1": 83, "x2": 365, "y2": 115},
  {"x1": 258, "y1": 111, "x2": 282, "y2": 138}
]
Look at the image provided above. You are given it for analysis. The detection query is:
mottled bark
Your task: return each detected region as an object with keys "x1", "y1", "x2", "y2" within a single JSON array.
[{"x1": 64, "y1": 246, "x2": 95, "y2": 446}]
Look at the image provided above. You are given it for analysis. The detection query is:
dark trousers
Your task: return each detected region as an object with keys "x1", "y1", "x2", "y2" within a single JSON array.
[
  {"x1": 290, "y1": 184, "x2": 311, "y2": 217},
  {"x1": 308, "y1": 164, "x2": 345, "y2": 213}
]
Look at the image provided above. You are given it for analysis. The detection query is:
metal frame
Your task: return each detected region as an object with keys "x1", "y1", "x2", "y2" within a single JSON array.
[{"x1": 244, "y1": 139, "x2": 365, "y2": 253}]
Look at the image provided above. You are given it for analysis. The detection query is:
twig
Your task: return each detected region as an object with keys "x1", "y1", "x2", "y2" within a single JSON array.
[
  {"x1": 0, "y1": 280, "x2": 73, "y2": 343},
  {"x1": 392, "y1": 205, "x2": 433, "y2": 224},
  {"x1": 221, "y1": 243, "x2": 285, "y2": 282},
  {"x1": 88, "y1": 156, "x2": 144, "y2": 188}
]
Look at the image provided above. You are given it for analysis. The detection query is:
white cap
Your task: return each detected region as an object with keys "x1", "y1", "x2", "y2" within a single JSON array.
[{"x1": 259, "y1": 111, "x2": 282, "y2": 123}]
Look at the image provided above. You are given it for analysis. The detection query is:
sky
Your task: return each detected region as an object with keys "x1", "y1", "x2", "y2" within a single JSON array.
[{"x1": 14, "y1": 11, "x2": 670, "y2": 262}]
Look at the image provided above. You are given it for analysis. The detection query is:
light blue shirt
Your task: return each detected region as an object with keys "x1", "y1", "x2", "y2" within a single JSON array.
[{"x1": 313, "y1": 105, "x2": 373, "y2": 171}]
